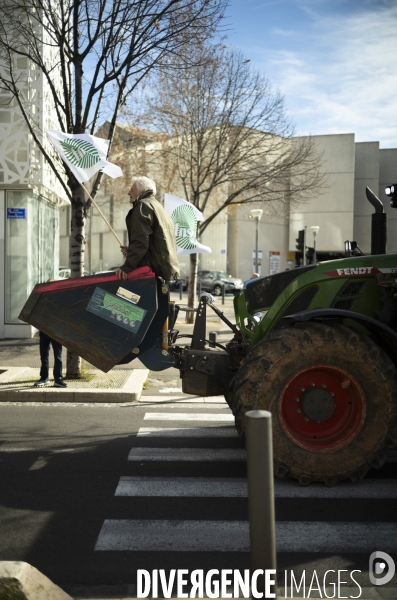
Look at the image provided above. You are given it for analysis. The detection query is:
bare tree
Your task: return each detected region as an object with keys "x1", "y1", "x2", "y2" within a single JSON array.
[
  {"x1": 0, "y1": 0, "x2": 226, "y2": 373},
  {"x1": 143, "y1": 44, "x2": 325, "y2": 319}
]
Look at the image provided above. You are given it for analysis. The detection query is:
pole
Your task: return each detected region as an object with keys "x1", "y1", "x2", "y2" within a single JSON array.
[
  {"x1": 255, "y1": 217, "x2": 259, "y2": 272},
  {"x1": 246, "y1": 410, "x2": 277, "y2": 599},
  {"x1": 80, "y1": 183, "x2": 123, "y2": 246},
  {"x1": 313, "y1": 231, "x2": 317, "y2": 264},
  {"x1": 88, "y1": 204, "x2": 92, "y2": 274},
  {"x1": 303, "y1": 226, "x2": 307, "y2": 266}
]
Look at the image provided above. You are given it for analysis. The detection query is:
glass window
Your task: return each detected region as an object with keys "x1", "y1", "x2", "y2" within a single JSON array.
[{"x1": 5, "y1": 191, "x2": 59, "y2": 323}]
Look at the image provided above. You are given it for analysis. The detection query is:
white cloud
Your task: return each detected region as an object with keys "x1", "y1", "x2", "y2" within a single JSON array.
[{"x1": 252, "y1": 2, "x2": 397, "y2": 147}]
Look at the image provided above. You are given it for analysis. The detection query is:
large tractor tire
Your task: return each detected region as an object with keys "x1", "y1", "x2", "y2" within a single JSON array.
[{"x1": 230, "y1": 322, "x2": 397, "y2": 485}]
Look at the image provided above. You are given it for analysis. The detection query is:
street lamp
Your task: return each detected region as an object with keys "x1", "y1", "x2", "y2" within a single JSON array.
[
  {"x1": 251, "y1": 209, "x2": 263, "y2": 273},
  {"x1": 311, "y1": 226, "x2": 320, "y2": 264}
]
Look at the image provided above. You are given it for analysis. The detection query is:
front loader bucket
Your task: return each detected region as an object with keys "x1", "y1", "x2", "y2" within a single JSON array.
[{"x1": 18, "y1": 266, "x2": 167, "y2": 372}]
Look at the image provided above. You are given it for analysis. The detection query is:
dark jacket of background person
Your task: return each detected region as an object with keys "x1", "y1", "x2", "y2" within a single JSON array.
[{"x1": 120, "y1": 191, "x2": 180, "y2": 280}]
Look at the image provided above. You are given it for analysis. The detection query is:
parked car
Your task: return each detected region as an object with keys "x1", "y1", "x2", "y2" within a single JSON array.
[
  {"x1": 197, "y1": 270, "x2": 243, "y2": 295},
  {"x1": 58, "y1": 267, "x2": 89, "y2": 278},
  {"x1": 167, "y1": 279, "x2": 188, "y2": 291},
  {"x1": 94, "y1": 266, "x2": 119, "y2": 275}
]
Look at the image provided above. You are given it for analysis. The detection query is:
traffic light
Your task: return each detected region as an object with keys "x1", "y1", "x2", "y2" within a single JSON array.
[
  {"x1": 296, "y1": 230, "x2": 304, "y2": 252},
  {"x1": 306, "y1": 247, "x2": 315, "y2": 263},
  {"x1": 385, "y1": 184, "x2": 397, "y2": 208}
]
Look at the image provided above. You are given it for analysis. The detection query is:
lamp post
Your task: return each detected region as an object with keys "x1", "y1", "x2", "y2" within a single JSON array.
[
  {"x1": 311, "y1": 226, "x2": 319, "y2": 264},
  {"x1": 251, "y1": 209, "x2": 263, "y2": 273}
]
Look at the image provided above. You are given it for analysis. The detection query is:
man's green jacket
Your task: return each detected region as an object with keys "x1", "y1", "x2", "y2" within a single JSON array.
[{"x1": 120, "y1": 192, "x2": 180, "y2": 281}]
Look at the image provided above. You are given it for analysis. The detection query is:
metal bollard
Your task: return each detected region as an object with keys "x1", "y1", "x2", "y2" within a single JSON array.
[
  {"x1": 222, "y1": 283, "x2": 225, "y2": 305},
  {"x1": 179, "y1": 279, "x2": 183, "y2": 300},
  {"x1": 209, "y1": 331, "x2": 217, "y2": 347},
  {"x1": 246, "y1": 410, "x2": 277, "y2": 599},
  {"x1": 198, "y1": 282, "x2": 202, "y2": 299}
]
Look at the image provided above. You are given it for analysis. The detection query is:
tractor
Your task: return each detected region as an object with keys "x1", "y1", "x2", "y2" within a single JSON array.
[{"x1": 20, "y1": 187, "x2": 397, "y2": 485}]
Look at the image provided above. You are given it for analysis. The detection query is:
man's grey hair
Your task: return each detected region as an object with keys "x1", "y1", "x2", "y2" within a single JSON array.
[{"x1": 131, "y1": 176, "x2": 156, "y2": 195}]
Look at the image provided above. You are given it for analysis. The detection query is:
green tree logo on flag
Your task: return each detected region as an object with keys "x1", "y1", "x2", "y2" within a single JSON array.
[
  {"x1": 171, "y1": 204, "x2": 198, "y2": 250},
  {"x1": 60, "y1": 138, "x2": 101, "y2": 169}
]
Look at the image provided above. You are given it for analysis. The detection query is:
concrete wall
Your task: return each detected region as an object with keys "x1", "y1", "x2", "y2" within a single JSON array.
[
  {"x1": 289, "y1": 134, "x2": 356, "y2": 253},
  {"x1": 228, "y1": 202, "x2": 289, "y2": 280}
]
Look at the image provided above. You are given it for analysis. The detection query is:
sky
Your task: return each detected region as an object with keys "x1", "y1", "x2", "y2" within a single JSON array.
[{"x1": 225, "y1": 0, "x2": 397, "y2": 148}]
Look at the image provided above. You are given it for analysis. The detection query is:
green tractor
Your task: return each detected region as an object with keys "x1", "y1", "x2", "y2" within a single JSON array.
[{"x1": 20, "y1": 187, "x2": 397, "y2": 485}]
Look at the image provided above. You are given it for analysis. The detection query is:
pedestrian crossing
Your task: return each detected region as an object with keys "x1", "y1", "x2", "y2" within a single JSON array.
[{"x1": 95, "y1": 400, "x2": 397, "y2": 558}]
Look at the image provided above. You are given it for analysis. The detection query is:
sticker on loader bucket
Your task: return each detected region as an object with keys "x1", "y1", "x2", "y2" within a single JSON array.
[
  {"x1": 116, "y1": 286, "x2": 141, "y2": 304},
  {"x1": 86, "y1": 287, "x2": 146, "y2": 333}
]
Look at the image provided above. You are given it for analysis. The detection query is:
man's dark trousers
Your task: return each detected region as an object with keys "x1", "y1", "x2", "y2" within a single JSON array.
[{"x1": 39, "y1": 332, "x2": 63, "y2": 380}]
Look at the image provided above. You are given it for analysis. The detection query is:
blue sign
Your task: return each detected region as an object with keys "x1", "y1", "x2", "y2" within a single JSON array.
[{"x1": 7, "y1": 208, "x2": 26, "y2": 219}]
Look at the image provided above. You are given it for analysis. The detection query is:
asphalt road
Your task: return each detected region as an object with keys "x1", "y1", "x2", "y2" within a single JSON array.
[{"x1": 0, "y1": 398, "x2": 396, "y2": 598}]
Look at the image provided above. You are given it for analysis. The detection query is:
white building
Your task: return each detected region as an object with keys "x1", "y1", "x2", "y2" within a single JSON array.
[
  {"x1": 0, "y1": 51, "x2": 69, "y2": 338},
  {"x1": 229, "y1": 134, "x2": 397, "y2": 280}
]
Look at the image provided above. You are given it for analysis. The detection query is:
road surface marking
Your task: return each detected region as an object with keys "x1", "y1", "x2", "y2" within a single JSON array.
[
  {"x1": 115, "y1": 476, "x2": 397, "y2": 499},
  {"x1": 137, "y1": 426, "x2": 237, "y2": 437},
  {"x1": 139, "y1": 396, "x2": 227, "y2": 403},
  {"x1": 115, "y1": 476, "x2": 247, "y2": 497},
  {"x1": 143, "y1": 412, "x2": 234, "y2": 422},
  {"x1": 95, "y1": 520, "x2": 397, "y2": 552},
  {"x1": 128, "y1": 448, "x2": 246, "y2": 461}
]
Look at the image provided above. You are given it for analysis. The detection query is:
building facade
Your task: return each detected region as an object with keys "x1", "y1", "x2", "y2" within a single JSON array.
[
  {"x1": 0, "y1": 50, "x2": 69, "y2": 338},
  {"x1": 228, "y1": 134, "x2": 397, "y2": 281}
]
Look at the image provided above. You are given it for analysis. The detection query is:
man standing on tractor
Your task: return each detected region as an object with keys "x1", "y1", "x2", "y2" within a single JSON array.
[{"x1": 116, "y1": 176, "x2": 180, "y2": 282}]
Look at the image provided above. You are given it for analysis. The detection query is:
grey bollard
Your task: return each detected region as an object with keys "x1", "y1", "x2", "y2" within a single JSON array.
[
  {"x1": 179, "y1": 279, "x2": 183, "y2": 300},
  {"x1": 222, "y1": 282, "x2": 225, "y2": 304},
  {"x1": 246, "y1": 410, "x2": 277, "y2": 599}
]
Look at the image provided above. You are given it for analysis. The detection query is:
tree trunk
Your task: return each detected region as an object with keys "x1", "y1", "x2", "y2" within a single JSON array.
[
  {"x1": 186, "y1": 252, "x2": 198, "y2": 324},
  {"x1": 66, "y1": 176, "x2": 86, "y2": 378}
]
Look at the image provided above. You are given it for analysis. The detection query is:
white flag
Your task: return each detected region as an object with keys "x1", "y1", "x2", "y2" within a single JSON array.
[
  {"x1": 46, "y1": 130, "x2": 123, "y2": 183},
  {"x1": 164, "y1": 193, "x2": 211, "y2": 255}
]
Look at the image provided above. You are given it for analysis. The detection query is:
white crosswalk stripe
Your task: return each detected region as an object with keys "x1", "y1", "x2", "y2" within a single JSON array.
[
  {"x1": 95, "y1": 520, "x2": 397, "y2": 553},
  {"x1": 139, "y1": 395, "x2": 227, "y2": 404},
  {"x1": 143, "y1": 412, "x2": 234, "y2": 421},
  {"x1": 137, "y1": 426, "x2": 237, "y2": 437},
  {"x1": 128, "y1": 447, "x2": 246, "y2": 461},
  {"x1": 114, "y1": 475, "x2": 397, "y2": 499},
  {"x1": 115, "y1": 476, "x2": 247, "y2": 497}
]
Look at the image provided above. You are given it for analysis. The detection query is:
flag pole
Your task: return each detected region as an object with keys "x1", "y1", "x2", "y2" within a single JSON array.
[{"x1": 80, "y1": 183, "x2": 123, "y2": 246}]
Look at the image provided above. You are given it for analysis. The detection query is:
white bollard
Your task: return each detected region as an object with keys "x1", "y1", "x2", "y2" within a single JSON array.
[{"x1": 246, "y1": 410, "x2": 277, "y2": 599}]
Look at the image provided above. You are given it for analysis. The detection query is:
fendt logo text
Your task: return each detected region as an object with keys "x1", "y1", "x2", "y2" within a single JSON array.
[{"x1": 336, "y1": 267, "x2": 373, "y2": 276}]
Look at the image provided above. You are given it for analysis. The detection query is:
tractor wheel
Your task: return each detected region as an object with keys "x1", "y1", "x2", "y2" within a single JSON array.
[
  {"x1": 213, "y1": 284, "x2": 223, "y2": 296},
  {"x1": 230, "y1": 322, "x2": 397, "y2": 485}
]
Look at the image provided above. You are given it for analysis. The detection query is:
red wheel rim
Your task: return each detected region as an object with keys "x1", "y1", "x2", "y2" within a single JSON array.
[{"x1": 278, "y1": 364, "x2": 366, "y2": 452}]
